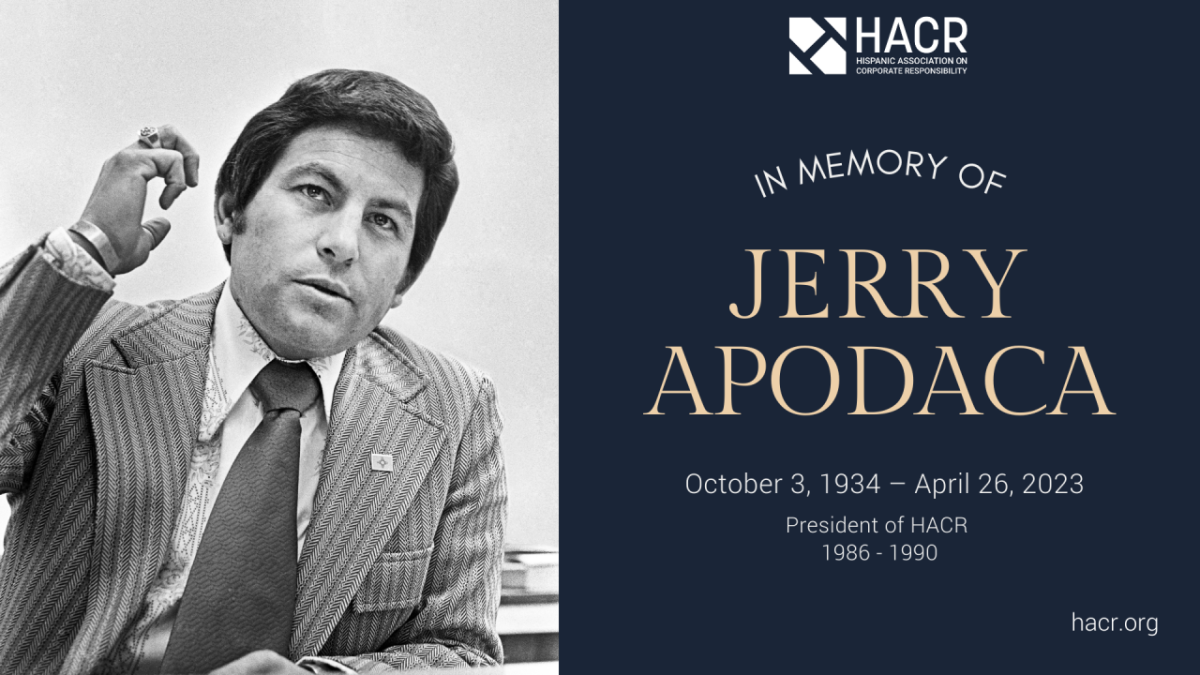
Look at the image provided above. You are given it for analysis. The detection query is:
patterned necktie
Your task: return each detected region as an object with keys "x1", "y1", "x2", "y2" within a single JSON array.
[{"x1": 160, "y1": 360, "x2": 320, "y2": 674}]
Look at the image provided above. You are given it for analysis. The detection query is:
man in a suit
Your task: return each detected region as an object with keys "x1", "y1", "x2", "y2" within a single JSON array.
[{"x1": 0, "y1": 70, "x2": 506, "y2": 674}]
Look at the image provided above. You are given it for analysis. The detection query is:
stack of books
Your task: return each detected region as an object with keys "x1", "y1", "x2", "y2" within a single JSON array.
[{"x1": 502, "y1": 547, "x2": 559, "y2": 595}]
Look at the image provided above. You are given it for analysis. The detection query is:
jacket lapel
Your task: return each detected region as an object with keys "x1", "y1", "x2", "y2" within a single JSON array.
[
  {"x1": 61, "y1": 288, "x2": 218, "y2": 674},
  {"x1": 291, "y1": 332, "x2": 445, "y2": 657}
]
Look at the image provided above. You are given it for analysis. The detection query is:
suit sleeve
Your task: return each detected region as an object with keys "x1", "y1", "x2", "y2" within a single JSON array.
[
  {"x1": 325, "y1": 377, "x2": 508, "y2": 672},
  {"x1": 0, "y1": 238, "x2": 113, "y2": 494}
]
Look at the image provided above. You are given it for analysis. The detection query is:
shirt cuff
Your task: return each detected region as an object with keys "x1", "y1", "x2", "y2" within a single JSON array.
[
  {"x1": 41, "y1": 226, "x2": 116, "y2": 292},
  {"x1": 297, "y1": 655, "x2": 360, "y2": 674}
]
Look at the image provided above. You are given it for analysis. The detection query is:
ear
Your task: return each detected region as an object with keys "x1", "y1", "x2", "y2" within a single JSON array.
[
  {"x1": 390, "y1": 273, "x2": 411, "y2": 309},
  {"x1": 215, "y1": 193, "x2": 237, "y2": 245}
]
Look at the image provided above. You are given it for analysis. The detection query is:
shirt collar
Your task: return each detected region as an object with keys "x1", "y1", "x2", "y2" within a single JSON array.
[{"x1": 213, "y1": 282, "x2": 346, "y2": 418}]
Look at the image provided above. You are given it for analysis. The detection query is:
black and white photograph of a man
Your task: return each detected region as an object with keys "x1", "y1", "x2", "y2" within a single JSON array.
[{"x1": 0, "y1": 3, "x2": 558, "y2": 674}]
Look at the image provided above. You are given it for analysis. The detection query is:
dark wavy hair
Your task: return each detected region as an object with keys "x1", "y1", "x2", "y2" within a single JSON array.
[{"x1": 215, "y1": 69, "x2": 458, "y2": 292}]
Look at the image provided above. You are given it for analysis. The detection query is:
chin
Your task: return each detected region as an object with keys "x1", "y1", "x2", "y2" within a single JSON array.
[{"x1": 269, "y1": 314, "x2": 359, "y2": 360}]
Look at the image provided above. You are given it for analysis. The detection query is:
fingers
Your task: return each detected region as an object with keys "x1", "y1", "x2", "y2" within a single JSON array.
[
  {"x1": 139, "y1": 148, "x2": 189, "y2": 209},
  {"x1": 116, "y1": 124, "x2": 200, "y2": 206},
  {"x1": 156, "y1": 124, "x2": 200, "y2": 187},
  {"x1": 120, "y1": 218, "x2": 172, "y2": 274},
  {"x1": 122, "y1": 219, "x2": 174, "y2": 275},
  {"x1": 79, "y1": 125, "x2": 195, "y2": 276},
  {"x1": 142, "y1": 217, "x2": 171, "y2": 250}
]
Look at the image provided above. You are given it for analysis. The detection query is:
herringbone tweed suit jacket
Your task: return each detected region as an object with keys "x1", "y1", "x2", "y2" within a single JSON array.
[{"x1": 0, "y1": 241, "x2": 507, "y2": 674}]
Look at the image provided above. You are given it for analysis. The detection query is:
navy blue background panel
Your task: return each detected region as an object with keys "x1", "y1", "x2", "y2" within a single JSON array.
[{"x1": 560, "y1": 2, "x2": 1191, "y2": 671}]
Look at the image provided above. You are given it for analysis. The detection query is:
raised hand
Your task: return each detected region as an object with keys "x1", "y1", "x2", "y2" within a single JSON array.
[{"x1": 73, "y1": 124, "x2": 200, "y2": 275}]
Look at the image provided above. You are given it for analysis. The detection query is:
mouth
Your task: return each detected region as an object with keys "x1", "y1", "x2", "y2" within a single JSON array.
[{"x1": 295, "y1": 277, "x2": 353, "y2": 303}]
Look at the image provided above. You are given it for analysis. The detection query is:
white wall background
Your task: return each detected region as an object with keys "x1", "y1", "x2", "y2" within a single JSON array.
[{"x1": 0, "y1": 1, "x2": 558, "y2": 553}]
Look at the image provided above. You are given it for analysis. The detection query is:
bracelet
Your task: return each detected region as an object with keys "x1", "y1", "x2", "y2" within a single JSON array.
[{"x1": 68, "y1": 219, "x2": 121, "y2": 272}]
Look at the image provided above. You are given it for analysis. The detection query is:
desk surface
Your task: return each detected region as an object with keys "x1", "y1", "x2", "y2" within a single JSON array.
[{"x1": 502, "y1": 662, "x2": 558, "y2": 675}]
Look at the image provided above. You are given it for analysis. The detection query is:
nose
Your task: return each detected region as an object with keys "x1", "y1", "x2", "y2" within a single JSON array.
[{"x1": 316, "y1": 209, "x2": 360, "y2": 265}]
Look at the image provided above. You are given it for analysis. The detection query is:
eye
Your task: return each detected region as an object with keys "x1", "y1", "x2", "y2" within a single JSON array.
[
  {"x1": 301, "y1": 184, "x2": 330, "y2": 202},
  {"x1": 367, "y1": 212, "x2": 398, "y2": 232}
]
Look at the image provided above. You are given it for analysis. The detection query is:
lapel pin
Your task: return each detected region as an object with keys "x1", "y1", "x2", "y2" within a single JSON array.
[{"x1": 370, "y1": 453, "x2": 395, "y2": 473}]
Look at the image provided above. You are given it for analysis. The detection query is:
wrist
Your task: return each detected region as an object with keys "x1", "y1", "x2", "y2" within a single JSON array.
[
  {"x1": 43, "y1": 227, "x2": 117, "y2": 292},
  {"x1": 67, "y1": 219, "x2": 120, "y2": 274},
  {"x1": 66, "y1": 229, "x2": 108, "y2": 273}
]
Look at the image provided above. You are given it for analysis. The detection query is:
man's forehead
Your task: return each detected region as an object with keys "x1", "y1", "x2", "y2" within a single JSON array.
[{"x1": 272, "y1": 126, "x2": 424, "y2": 197}]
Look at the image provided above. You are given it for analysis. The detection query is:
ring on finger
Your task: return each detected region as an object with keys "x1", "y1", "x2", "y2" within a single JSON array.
[{"x1": 137, "y1": 126, "x2": 162, "y2": 149}]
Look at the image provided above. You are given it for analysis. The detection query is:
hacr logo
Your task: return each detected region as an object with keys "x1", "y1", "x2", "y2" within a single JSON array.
[{"x1": 789, "y1": 17, "x2": 847, "y2": 75}]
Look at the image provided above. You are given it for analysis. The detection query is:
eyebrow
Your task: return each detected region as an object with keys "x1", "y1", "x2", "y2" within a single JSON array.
[
  {"x1": 285, "y1": 162, "x2": 345, "y2": 194},
  {"x1": 284, "y1": 161, "x2": 415, "y2": 222},
  {"x1": 372, "y1": 197, "x2": 414, "y2": 222}
]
